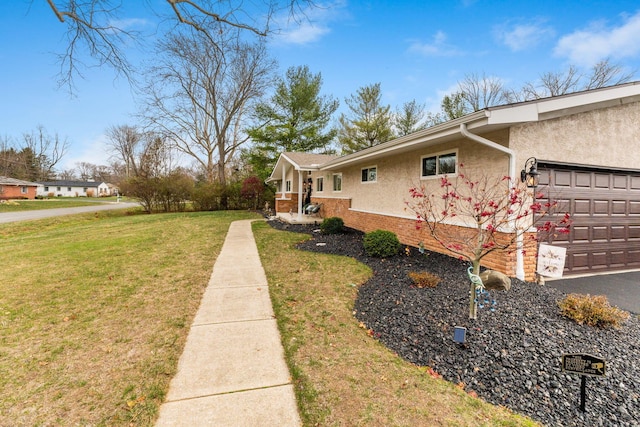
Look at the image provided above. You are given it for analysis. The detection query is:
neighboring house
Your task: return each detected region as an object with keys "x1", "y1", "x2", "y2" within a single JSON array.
[
  {"x1": 268, "y1": 82, "x2": 640, "y2": 280},
  {"x1": 0, "y1": 177, "x2": 38, "y2": 200},
  {"x1": 37, "y1": 180, "x2": 112, "y2": 198}
]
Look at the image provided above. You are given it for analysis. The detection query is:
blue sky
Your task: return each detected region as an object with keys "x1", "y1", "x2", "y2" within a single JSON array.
[{"x1": 2, "y1": 1, "x2": 640, "y2": 171}]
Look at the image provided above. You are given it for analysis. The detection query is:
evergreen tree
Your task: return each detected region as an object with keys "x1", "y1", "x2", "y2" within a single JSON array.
[
  {"x1": 394, "y1": 99, "x2": 427, "y2": 136},
  {"x1": 246, "y1": 65, "x2": 339, "y2": 180},
  {"x1": 337, "y1": 83, "x2": 393, "y2": 154}
]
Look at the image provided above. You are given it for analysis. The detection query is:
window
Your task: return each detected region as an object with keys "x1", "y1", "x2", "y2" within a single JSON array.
[
  {"x1": 285, "y1": 180, "x2": 291, "y2": 192},
  {"x1": 83, "y1": 187, "x2": 88, "y2": 193},
  {"x1": 316, "y1": 177, "x2": 324, "y2": 192},
  {"x1": 361, "y1": 166, "x2": 377, "y2": 183},
  {"x1": 57, "y1": 187, "x2": 61, "y2": 191},
  {"x1": 333, "y1": 174, "x2": 342, "y2": 192},
  {"x1": 21, "y1": 186, "x2": 27, "y2": 194},
  {"x1": 44, "y1": 186, "x2": 49, "y2": 192},
  {"x1": 67, "y1": 187, "x2": 72, "y2": 192},
  {"x1": 421, "y1": 151, "x2": 457, "y2": 178}
]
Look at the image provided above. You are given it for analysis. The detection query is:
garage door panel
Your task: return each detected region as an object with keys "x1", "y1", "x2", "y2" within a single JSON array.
[
  {"x1": 541, "y1": 165, "x2": 640, "y2": 276},
  {"x1": 595, "y1": 174, "x2": 610, "y2": 188},
  {"x1": 594, "y1": 200, "x2": 609, "y2": 215},
  {"x1": 554, "y1": 170, "x2": 572, "y2": 187},
  {"x1": 612, "y1": 200, "x2": 627, "y2": 215},
  {"x1": 574, "y1": 199, "x2": 591, "y2": 215},
  {"x1": 610, "y1": 251, "x2": 627, "y2": 268},
  {"x1": 629, "y1": 226, "x2": 640, "y2": 239},
  {"x1": 611, "y1": 226, "x2": 626, "y2": 240},
  {"x1": 592, "y1": 226, "x2": 608, "y2": 241},
  {"x1": 576, "y1": 172, "x2": 592, "y2": 187},
  {"x1": 614, "y1": 175, "x2": 628, "y2": 189}
]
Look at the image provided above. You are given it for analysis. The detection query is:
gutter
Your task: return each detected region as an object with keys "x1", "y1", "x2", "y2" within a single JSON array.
[{"x1": 459, "y1": 123, "x2": 525, "y2": 280}]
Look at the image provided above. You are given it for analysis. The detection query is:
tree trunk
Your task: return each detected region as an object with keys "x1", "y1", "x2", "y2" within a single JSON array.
[{"x1": 469, "y1": 260, "x2": 481, "y2": 320}]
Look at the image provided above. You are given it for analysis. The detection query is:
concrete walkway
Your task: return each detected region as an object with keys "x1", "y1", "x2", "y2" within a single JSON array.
[{"x1": 156, "y1": 220, "x2": 301, "y2": 426}]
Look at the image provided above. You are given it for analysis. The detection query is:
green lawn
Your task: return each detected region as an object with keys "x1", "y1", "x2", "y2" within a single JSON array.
[
  {"x1": 0, "y1": 212, "x2": 538, "y2": 426},
  {"x1": 0, "y1": 210, "x2": 260, "y2": 425}
]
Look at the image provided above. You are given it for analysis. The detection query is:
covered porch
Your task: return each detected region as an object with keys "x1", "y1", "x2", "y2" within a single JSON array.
[{"x1": 266, "y1": 152, "x2": 337, "y2": 222}]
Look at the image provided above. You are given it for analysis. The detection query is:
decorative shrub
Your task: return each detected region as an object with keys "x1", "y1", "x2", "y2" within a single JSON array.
[
  {"x1": 408, "y1": 271, "x2": 441, "y2": 288},
  {"x1": 558, "y1": 293, "x2": 629, "y2": 328},
  {"x1": 363, "y1": 229, "x2": 400, "y2": 258},
  {"x1": 320, "y1": 217, "x2": 344, "y2": 234}
]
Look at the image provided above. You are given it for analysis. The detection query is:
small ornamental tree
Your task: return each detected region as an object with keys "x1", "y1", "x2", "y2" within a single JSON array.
[
  {"x1": 241, "y1": 176, "x2": 264, "y2": 210},
  {"x1": 406, "y1": 165, "x2": 571, "y2": 319}
]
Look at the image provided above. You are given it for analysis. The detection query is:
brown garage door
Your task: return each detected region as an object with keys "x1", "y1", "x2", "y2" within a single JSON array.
[{"x1": 537, "y1": 163, "x2": 640, "y2": 276}]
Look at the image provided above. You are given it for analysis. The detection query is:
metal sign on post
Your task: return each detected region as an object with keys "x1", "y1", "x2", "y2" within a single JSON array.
[{"x1": 561, "y1": 353, "x2": 606, "y2": 412}]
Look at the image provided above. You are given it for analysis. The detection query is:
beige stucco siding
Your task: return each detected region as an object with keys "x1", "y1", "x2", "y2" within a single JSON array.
[
  {"x1": 510, "y1": 101, "x2": 640, "y2": 169},
  {"x1": 319, "y1": 134, "x2": 512, "y2": 218}
]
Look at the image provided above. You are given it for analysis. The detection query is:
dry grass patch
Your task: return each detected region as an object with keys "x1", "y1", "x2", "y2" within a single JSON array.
[
  {"x1": 0, "y1": 210, "x2": 260, "y2": 425},
  {"x1": 253, "y1": 222, "x2": 539, "y2": 427}
]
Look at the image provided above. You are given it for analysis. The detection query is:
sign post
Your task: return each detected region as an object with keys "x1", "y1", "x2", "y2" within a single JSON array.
[{"x1": 561, "y1": 353, "x2": 606, "y2": 412}]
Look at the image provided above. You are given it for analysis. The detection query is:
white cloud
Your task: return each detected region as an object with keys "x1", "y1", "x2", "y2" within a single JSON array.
[
  {"x1": 494, "y1": 20, "x2": 555, "y2": 51},
  {"x1": 554, "y1": 11, "x2": 640, "y2": 66},
  {"x1": 271, "y1": 1, "x2": 346, "y2": 45},
  {"x1": 407, "y1": 31, "x2": 461, "y2": 57}
]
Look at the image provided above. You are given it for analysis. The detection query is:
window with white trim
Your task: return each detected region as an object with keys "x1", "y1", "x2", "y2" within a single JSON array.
[
  {"x1": 316, "y1": 177, "x2": 324, "y2": 192},
  {"x1": 421, "y1": 151, "x2": 457, "y2": 178},
  {"x1": 285, "y1": 180, "x2": 292, "y2": 192},
  {"x1": 333, "y1": 173, "x2": 342, "y2": 192},
  {"x1": 21, "y1": 186, "x2": 27, "y2": 194},
  {"x1": 361, "y1": 166, "x2": 377, "y2": 183}
]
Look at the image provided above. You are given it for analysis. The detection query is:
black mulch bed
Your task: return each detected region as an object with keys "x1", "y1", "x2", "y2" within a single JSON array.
[{"x1": 268, "y1": 220, "x2": 640, "y2": 427}]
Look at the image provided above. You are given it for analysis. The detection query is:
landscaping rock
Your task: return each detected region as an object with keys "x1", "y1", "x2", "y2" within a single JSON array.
[
  {"x1": 267, "y1": 220, "x2": 640, "y2": 427},
  {"x1": 480, "y1": 270, "x2": 512, "y2": 291}
]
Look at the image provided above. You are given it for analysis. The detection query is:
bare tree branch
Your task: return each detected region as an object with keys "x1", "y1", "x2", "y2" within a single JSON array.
[{"x1": 42, "y1": 1, "x2": 313, "y2": 92}]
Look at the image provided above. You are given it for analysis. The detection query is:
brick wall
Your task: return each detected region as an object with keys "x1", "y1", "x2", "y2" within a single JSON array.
[
  {"x1": 311, "y1": 197, "x2": 537, "y2": 280},
  {"x1": 0, "y1": 185, "x2": 36, "y2": 200},
  {"x1": 275, "y1": 193, "x2": 299, "y2": 213}
]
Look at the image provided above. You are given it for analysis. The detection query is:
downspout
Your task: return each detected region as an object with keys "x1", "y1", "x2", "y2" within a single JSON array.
[{"x1": 459, "y1": 123, "x2": 525, "y2": 280}]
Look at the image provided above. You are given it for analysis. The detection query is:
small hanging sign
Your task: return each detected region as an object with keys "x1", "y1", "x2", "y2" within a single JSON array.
[{"x1": 537, "y1": 244, "x2": 567, "y2": 278}]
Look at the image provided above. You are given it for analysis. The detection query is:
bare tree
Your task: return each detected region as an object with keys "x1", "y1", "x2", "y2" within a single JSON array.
[
  {"x1": 458, "y1": 72, "x2": 508, "y2": 111},
  {"x1": 584, "y1": 58, "x2": 634, "y2": 90},
  {"x1": 105, "y1": 125, "x2": 142, "y2": 178},
  {"x1": 58, "y1": 168, "x2": 77, "y2": 180},
  {"x1": 22, "y1": 125, "x2": 70, "y2": 180},
  {"x1": 75, "y1": 161, "x2": 95, "y2": 180},
  {"x1": 515, "y1": 59, "x2": 634, "y2": 100},
  {"x1": 142, "y1": 29, "x2": 275, "y2": 188},
  {"x1": 43, "y1": 0, "x2": 313, "y2": 90}
]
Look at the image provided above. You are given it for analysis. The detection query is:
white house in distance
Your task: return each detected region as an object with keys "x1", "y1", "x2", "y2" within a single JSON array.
[{"x1": 37, "y1": 180, "x2": 111, "y2": 198}]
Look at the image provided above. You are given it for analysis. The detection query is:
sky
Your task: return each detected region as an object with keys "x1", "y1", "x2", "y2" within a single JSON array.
[{"x1": 2, "y1": 0, "x2": 640, "y2": 172}]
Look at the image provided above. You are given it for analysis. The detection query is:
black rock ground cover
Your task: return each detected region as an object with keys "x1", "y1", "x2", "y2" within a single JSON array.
[{"x1": 269, "y1": 220, "x2": 640, "y2": 427}]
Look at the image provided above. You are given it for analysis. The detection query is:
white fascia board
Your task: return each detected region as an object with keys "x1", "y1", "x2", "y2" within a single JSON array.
[
  {"x1": 486, "y1": 103, "x2": 539, "y2": 124},
  {"x1": 487, "y1": 82, "x2": 640, "y2": 124}
]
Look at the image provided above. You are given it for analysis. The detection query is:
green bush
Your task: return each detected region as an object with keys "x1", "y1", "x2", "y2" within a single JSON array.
[
  {"x1": 320, "y1": 217, "x2": 344, "y2": 234},
  {"x1": 363, "y1": 229, "x2": 400, "y2": 258},
  {"x1": 558, "y1": 293, "x2": 629, "y2": 328},
  {"x1": 408, "y1": 271, "x2": 441, "y2": 288}
]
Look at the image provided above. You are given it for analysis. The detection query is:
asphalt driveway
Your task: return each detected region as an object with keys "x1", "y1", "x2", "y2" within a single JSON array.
[{"x1": 547, "y1": 271, "x2": 640, "y2": 315}]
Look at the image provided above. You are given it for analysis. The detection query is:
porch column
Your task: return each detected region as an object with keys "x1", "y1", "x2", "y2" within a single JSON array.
[{"x1": 297, "y1": 169, "x2": 303, "y2": 220}]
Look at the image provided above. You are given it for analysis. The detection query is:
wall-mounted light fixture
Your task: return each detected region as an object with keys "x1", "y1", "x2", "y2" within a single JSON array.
[{"x1": 520, "y1": 157, "x2": 540, "y2": 188}]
